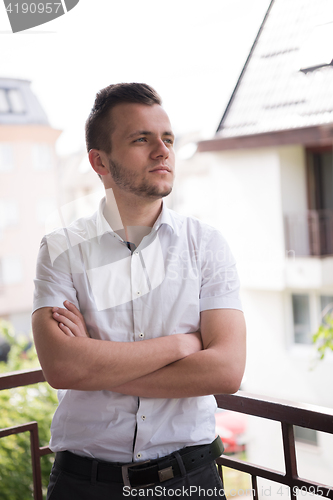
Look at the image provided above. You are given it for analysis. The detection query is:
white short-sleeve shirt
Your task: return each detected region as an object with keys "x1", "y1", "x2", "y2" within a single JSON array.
[{"x1": 33, "y1": 198, "x2": 242, "y2": 463}]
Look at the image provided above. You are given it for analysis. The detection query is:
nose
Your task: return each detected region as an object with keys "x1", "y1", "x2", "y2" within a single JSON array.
[{"x1": 150, "y1": 138, "x2": 169, "y2": 159}]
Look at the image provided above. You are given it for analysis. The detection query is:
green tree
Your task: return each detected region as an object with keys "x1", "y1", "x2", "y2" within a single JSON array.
[
  {"x1": 0, "y1": 320, "x2": 58, "y2": 500},
  {"x1": 312, "y1": 312, "x2": 333, "y2": 360}
]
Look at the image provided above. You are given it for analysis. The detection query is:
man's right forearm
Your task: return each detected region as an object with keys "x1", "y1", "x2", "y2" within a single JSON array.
[{"x1": 32, "y1": 307, "x2": 201, "y2": 391}]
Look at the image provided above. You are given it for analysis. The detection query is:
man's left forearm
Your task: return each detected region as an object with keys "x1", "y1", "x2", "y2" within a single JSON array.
[
  {"x1": 113, "y1": 336, "x2": 246, "y2": 398},
  {"x1": 113, "y1": 309, "x2": 246, "y2": 398}
]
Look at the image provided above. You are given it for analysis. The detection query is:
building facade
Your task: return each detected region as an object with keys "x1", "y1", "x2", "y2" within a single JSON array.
[{"x1": 0, "y1": 77, "x2": 61, "y2": 335}]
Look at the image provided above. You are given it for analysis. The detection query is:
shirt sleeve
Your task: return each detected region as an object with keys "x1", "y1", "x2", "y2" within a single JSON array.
[
  {"x1": 32, "y1": 234, "x2": 80, "y2": 314},
  {"x1": 199, "y1": 227, "x2": 243, "y2": 312}
]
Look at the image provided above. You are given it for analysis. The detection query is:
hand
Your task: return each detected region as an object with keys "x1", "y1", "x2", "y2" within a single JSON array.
[{"x1": 52, "y1": 301, "x2": 90, "y2": 338}]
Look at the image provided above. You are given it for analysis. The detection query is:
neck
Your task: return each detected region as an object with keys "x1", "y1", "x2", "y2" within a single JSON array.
[{"x1": 103, "y1": 188, "x2": 163, "y2": 246}]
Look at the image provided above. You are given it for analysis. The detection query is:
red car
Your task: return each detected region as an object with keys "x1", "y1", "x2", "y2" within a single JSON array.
[{"x1": 215, "y1": 409, "x2": 247, "y2": 455}]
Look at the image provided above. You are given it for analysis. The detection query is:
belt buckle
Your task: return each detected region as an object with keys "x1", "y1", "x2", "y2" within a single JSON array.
[{"x1": 121, "y1": 460, "x2": 153, "y2": 490}]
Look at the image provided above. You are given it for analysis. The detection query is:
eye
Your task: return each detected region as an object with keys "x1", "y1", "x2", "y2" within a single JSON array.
[
  {"x1": 134, "y1": 137, "x2": 147, "y2": 143},
  {"x1": 164, "y1": 138, "x2": 174, "y2": 145}
]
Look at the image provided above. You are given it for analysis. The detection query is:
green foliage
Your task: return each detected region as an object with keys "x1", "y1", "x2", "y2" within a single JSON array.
[
  {"x1": 0, "y1": 320, "x2": 58, "y2": 500},
  {"x1": 312, "y1": 313, "x2": 333, "y2": 360}
]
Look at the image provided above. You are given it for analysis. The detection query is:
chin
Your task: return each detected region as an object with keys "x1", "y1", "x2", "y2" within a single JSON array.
[
  {"x1": 161, "y1": 186, "x2": 173, "y2": 197},
  {"x1": 156, "y1": 184, "x2": 173, "y2": 198},
  {"x1": 144, "y1": 182, "x2": 173, "y2": 199}
]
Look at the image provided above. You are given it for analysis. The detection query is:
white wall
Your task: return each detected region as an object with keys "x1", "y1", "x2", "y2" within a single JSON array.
[
  {"x1": 176, "y1": 147, "x2": 286, "y2": 290},
  {"x1": 279, "y1": 145, "x2": 307, "y2": 214}
]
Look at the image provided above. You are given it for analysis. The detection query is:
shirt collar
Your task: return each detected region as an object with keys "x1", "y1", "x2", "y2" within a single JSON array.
[
  {"x1": 96, "y1": 197, "x2": 114, "y2": 242},
  {"x1": 152, "y1": 200, "x2": 179, "y2": 236},
  {"x1": 96, "y1": 197, "x2": 179, "y2": 242}
]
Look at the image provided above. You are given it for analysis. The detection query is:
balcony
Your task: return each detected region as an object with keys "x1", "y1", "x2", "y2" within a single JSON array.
[
  {"x1": 285, "y1": 210, "x2": 333, "y2": 258},
  {"x1": 284, "y1": 210, "x2": 333, "y2": 288},
  {"x1": 1, "y1": 368, "x2": 333, "y2": 500}
]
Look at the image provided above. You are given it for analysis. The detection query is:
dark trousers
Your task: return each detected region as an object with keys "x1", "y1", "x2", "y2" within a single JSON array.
[{"x1": 46, "y1": 458, "x2": 226, "y2": 499}]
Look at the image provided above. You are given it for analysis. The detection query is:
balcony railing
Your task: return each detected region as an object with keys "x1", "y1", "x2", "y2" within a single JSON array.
[
  {"x1": 285, "y1": 209, "x2": 333, "y2": 256},
  {"x1": 1, "y1": 369, "x2": 333, "y2": 500}
]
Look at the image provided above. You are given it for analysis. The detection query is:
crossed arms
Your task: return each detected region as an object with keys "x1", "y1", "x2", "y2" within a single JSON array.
[{"x1": 32, "y1": 301, "x2": 246, "y2": 398}]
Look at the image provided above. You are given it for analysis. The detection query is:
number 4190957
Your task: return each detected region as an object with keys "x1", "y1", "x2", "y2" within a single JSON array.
[{"x1": 6, "y1": 3, "x2": 62, "y2": 14}]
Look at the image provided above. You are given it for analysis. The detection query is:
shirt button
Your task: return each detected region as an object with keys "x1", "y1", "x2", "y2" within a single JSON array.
[
  {"x1": 134, "y1": 251, "x2": 139, "y2": 255},
  {"x1": 137, "y1": 291, "x2": 141, "y2": 296},
  {"x1": 139, "y1": 332, "x2": 144, "y2": 339},
  {"x1": 141, "y1": 415, "x2": 146, "y2": 421},
  {"x1": 136, "y1": 453, "x2": 142, "y2": 459}
]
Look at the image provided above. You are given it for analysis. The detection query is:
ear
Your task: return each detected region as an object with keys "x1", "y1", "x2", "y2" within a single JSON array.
[{"x1": 88, "y1": 149, "x2": 109, "y2": 177}]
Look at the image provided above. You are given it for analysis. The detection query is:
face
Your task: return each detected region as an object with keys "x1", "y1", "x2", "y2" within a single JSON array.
[{"x1": 102, "y1": 103, "x2": 175, "y2": 199}]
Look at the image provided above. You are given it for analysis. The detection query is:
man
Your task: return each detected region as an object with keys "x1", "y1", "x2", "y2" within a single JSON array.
[{"x1": 32, "y1": 83, "x2": 246, "y2": 499}]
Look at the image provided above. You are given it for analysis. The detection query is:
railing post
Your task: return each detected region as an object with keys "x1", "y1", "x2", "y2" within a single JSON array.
[
  {"x1": 281, "y1": 422, "x2": 298, "y2": 500},
  {"x1": 30, "y1": 423, "x2": 43, "y2": 500},
  {"x1": 308, "y1": 210, "x2": 320, "y2": 256},
  {"x1": 251, "y1": 475, "x2": 259, "y2": 500}
]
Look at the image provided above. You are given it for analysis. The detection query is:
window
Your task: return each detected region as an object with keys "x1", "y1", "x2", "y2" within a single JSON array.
[
  {"x1": 307, "y1": 150, "x2": 333, "y2": 211},
  {"x1": 306, "y1": 148, "x2": 333, "y2": 256},
  {"x1": 36, "y1": 198, "x2": 57, "y2": 224},
  {"x1": 294, "y1": 426, "x2": 318, "y2": 446},
  {"x1": 0, "y1": 144, "x2": 14, "y2": 172},
  {"x1": 0, "y1": 200, "x2": 19, "y2": 229},
  {"x1": 320, "y1": 295, "x2": 333, "y2": 321},
  {"x1": 292, "y1": 294, "x2": 312, "y2": 344},
  {"x1": 291, "y1": 293, "x2": 333, "y2": 345},
  {"x1": 0, "y1": 89, "x2": 10, "y2": 113},
  {"x1": 7, "y1": 89, "x2": 25, "y2": 113},
  {"x1": 32, "y1": 144, "x2": 53, "y2": 170},
  {"x1": 0, "y1": 88, "x2": 26, "y2": 114},
  {"x1": 0, "y1": 256, "x2": 23, "y2": 285}
]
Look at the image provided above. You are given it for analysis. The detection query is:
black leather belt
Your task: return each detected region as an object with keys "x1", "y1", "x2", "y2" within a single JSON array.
[{"x1": 55, "y1": 436, "x2": 224, "y2": 489}]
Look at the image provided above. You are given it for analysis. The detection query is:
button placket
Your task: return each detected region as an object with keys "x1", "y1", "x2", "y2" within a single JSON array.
[{"x1": 131, "y1": 248, "x2": 149, "y2": 301}]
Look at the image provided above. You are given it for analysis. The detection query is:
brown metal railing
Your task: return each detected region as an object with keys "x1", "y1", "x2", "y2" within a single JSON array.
[
  {"x1": 215, "y1": 392, "x2": 333, "y2": 500},
  {"x1": 0, "y1": 368, "x2": 51, "y2": 500},
  {"x1": 285, "y1": 209, "x2": 333, "y2": 256},
  {"x1": 1, "y1": 369, "x2": 333, "y2": 500}
]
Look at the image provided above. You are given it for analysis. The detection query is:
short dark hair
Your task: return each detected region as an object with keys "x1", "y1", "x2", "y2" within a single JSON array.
[{"x1": 85, "y1": 83, "x2": 162, "y2": 154}]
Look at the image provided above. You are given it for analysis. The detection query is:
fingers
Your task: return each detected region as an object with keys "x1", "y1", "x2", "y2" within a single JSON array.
[
  {"x1": 58, "y1": 322, "x2": 75, "y2": 337},
  {"x1": 52, "y1": 307, "x2": 80, "y2": 326},
  {"x1": 52, "y1": 310, "x2": 80, "y2": 335},
  {"x1": 51, "y1": 302, "x2": 89, "y2": 338},
  {"x1": 53, "y1": 301, "x2": 81, "y2": 319},
  {"x1": 63, "y1": 300, "x2": 81, "y2": 316}
]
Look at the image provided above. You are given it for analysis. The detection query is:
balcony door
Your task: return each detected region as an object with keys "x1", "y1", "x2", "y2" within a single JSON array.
[
  {"x1": 306, "y1": 148, "x2": 333, "y2": 255},
  {"x1": 307, "y1": 149, "x2": 333, "y2": 210}
]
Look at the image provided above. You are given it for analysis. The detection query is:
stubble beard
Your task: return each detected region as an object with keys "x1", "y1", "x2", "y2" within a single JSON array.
[{"x1": 108, "y1": 158, "x2": 173, "y2": 199}]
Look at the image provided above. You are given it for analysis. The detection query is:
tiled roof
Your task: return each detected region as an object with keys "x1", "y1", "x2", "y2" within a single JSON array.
[
  {"x1": 217, "y1": 0, "x2": 333, "y2": 137},
  {"x1": 0, "y1": 78, "x2": 49, "y2": 125}
]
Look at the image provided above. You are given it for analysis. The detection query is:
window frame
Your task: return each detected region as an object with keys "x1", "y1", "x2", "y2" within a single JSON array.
[
  {"x1": 0, "y1": 88, "x2": 26, "y2": 115},
  {"x1": 0, "y1": 143, "x2": 14, "y2": 172},
  {"x1": 288, "y1": 291, "x2": 333, "y2": 348},
  {"x1": 32, "y1": 143, "x2": 54, "y2": 171}
]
